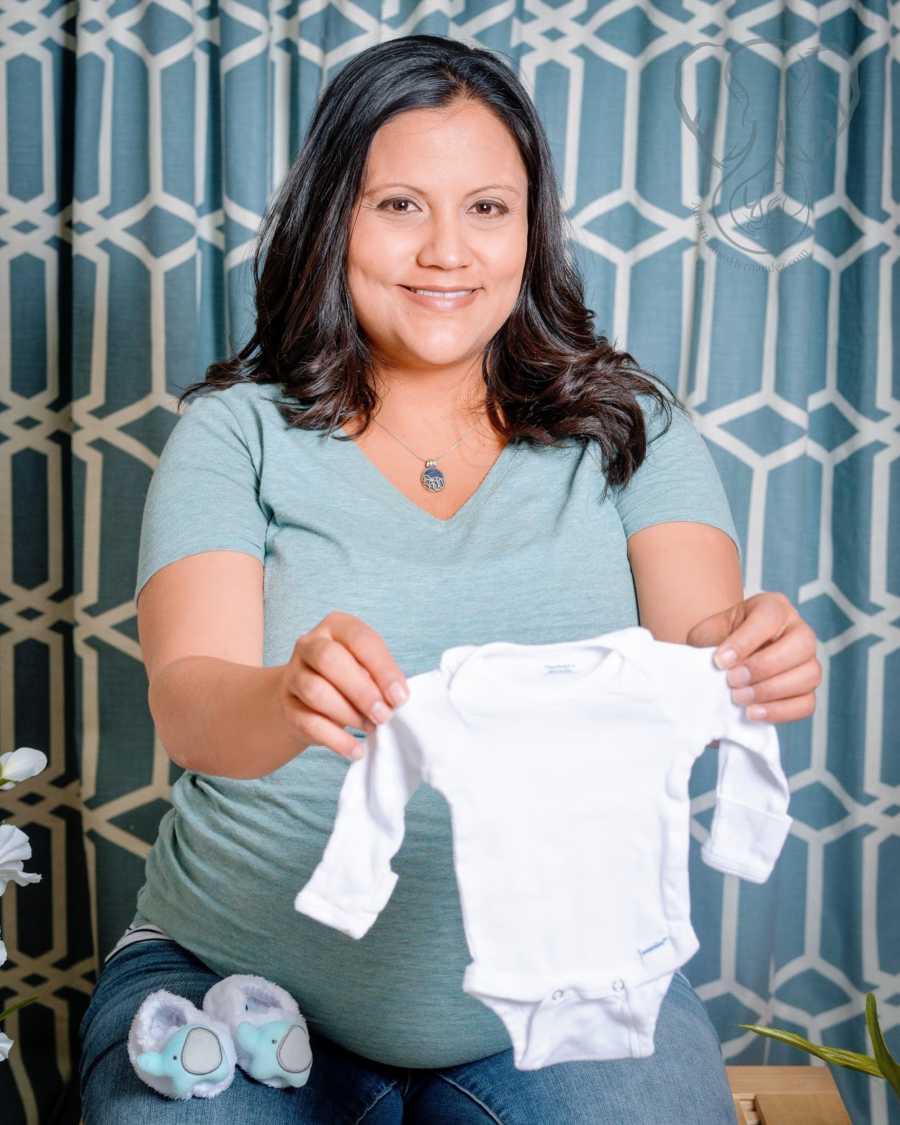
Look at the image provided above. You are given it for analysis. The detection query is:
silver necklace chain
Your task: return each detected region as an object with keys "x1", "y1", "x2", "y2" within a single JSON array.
[{"x1": 371, "y1": 416, "x2": 475, "y2": 493}]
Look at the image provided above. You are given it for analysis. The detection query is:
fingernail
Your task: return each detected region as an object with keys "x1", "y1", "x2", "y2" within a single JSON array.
[
  {"x1": 388, "y1": 681, "x2": 410, "y2": 707},
  {"x1": 370, "y1": 700, "x2": 391, "y2": 723},
  {"x1": 727, "y1": 665, "x2": 752, "y2": 687},
  {"x1": 351, "y1": 745, "x2": 366, "y2": 760},
  {"x1": 715, "y1": 648, "x2": 738, "y2": 669},
  {"x1": 747, "y1": 705, "x2": 767, "y2": 720}
]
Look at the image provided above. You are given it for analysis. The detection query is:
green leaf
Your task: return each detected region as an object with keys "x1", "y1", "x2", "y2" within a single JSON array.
[
  {"x1": 737, "y1": 1024, "x2": 883, "y2": 1078},
  {"x1": 866, "y1": 994, "x2": 900, "y2": 1101},
  {"x1": 0, "y1": 995, "x2": 43, "y2": 1021}
]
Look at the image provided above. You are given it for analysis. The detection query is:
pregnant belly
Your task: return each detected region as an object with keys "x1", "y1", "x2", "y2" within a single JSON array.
[{"x1": 137, "y1": 764, "x2": 507, "y2": 1067}]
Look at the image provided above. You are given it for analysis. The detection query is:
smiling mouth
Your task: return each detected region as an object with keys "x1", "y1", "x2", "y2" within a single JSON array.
[{"x1": 402, "y1": 286, "x2": 479, "y2": 295}]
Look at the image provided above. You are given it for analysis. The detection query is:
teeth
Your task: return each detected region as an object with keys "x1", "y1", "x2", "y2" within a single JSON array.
[{"x1": 411, "y1": 288, "x2": 472, "y2": 298}]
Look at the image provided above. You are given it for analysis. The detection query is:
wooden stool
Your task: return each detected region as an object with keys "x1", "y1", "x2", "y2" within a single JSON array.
[{"x1": 727, "y1": 1065, "x2": 853, "y2": 1124}]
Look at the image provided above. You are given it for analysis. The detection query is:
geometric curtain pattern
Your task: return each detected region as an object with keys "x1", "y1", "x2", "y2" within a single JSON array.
[{"x1": 1, "y1": 3, "x2": 897, "y2": 1121}]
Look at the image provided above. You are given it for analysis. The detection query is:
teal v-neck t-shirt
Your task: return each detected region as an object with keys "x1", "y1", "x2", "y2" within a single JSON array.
[{"x1": 129, "y1": 379, "x2": 741, "y2": 1069}]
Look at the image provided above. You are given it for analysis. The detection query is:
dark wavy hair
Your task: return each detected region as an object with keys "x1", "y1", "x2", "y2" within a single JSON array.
[{"x1": 176, "y1": 33, "x2": 686, "y2": 490}]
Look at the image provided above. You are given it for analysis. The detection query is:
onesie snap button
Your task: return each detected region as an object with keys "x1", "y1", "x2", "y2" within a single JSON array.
[
  {"x1": 551, "y1": 989, "x2": 565, "y2": 1001},
  {"x1": 612, "y1": 978, "x2": 625, "y2": 991}
]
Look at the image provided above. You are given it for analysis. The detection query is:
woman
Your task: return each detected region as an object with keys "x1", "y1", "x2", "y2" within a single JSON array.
[{"x1": 79, "y1": 34, "x2": 820, "y2": 1123}]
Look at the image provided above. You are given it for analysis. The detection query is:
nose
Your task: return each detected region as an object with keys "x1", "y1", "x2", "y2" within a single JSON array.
[{"x1": 415, "y1": 205, "x2": 473, "y2": 271}]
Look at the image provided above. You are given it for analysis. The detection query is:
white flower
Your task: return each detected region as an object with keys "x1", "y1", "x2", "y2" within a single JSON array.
[
  {"x1": 0, "y1": 748, "x2": 47, "y2": 791},
  {"x1": 0, "y1": 826, "x2": 41, "y2": 895},
  {"x1": 0, "y1": 1031, "x2": 13, "y2": 1061}
]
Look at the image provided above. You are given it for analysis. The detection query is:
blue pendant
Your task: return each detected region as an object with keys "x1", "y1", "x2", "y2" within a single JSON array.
[{"x1": 420, "y1": 460, "x2": 446, "y2": 492}]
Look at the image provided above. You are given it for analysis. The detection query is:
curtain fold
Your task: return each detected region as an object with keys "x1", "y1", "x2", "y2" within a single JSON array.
[{"x1": 1, "y1": 7, "x2": 896, "y2": 1123}]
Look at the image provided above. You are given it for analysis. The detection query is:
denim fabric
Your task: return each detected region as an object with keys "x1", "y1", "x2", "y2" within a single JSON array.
[{"x1": 79, "y1": 939, "x2": 738, "y2": 1123}]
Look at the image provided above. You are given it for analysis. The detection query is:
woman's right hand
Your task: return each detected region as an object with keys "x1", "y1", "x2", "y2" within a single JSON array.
[{"x1": 276, "y1": 611, "x2": 411, "y2": 761}]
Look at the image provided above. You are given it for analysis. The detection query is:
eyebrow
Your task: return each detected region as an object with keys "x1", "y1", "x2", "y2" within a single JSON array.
[{"x1": 364, "y1": 182, "x2": 522, "y2": 198}]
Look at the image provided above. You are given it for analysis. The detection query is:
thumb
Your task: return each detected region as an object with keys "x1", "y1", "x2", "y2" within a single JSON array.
[{"x1": 684, "y1": 603, "x2": 743, "y2": 649}]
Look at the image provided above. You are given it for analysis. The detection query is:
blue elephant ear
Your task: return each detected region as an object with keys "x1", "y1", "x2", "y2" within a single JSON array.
[{"x1": 278, "y1": 1023, "x2": 312, "y2": 1080}]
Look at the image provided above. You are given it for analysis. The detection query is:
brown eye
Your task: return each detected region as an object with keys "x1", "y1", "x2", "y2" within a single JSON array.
[
  {"x1": 377, "y1": 197, "x2": 507, "y2": 217},
  {"x1": 473, "y1": 200, "x2": 506, "y2": 217},
  {"x1": 376, "y1": 198, "x2": 417, "y2": 214}
]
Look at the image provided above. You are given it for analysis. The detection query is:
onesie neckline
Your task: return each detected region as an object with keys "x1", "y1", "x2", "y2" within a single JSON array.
[{"x1": 440, "y1": 627, "x2": 655, "y2": 717}]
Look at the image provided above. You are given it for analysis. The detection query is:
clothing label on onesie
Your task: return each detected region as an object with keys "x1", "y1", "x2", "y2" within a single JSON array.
[
  {"x1": 293, "y1": 625, "x2": 794, "y2": 1069},
  {"x1": 637, "y1": 934, "x2": 672, "y2": 969}
]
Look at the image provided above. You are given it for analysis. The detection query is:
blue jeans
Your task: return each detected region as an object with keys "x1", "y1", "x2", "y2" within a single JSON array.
[{"x1": 79, "y1": 939, "x2": 738, "y2": 1123}]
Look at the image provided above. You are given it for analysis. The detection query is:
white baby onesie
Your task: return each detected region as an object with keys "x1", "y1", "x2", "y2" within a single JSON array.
[{"x1": 294, "y1": 626, "x2": 794, "y2": 1069}]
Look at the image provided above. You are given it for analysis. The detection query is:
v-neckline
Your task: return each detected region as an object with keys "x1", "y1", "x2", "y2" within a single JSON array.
[{"x1": 333, "y1": 425, "x2": 521, "y2": 530}]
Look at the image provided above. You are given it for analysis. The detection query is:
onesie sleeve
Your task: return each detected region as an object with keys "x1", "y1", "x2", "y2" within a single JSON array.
[
  {"x1": 645, "y1": 642, "x2": 793, "y2": 883},
  {"x1": 294, "y1": 711, "x2": 425, "y2": 939},
  {"x1": 691, "y1": 655, "x2": 793, "y2": 883},
  {"x1": 700, "y1": 729, "x2": 793, "y2": 883},
  {"x1": 610, "y1": 393, "x2": 742, "y2": 564},
  {"x1": 134, "y1": 390, "x2": 271, "y2": 605}
]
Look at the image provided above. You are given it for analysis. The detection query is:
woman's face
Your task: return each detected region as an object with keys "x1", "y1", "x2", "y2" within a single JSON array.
[{"x1": 346, "y1": 100, "x2": 529, "y2": 383}]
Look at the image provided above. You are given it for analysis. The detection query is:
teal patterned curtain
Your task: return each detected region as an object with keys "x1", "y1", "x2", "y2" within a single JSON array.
[{"x1": 2, "y1": 6, "x2": 897, "y2": 1123}]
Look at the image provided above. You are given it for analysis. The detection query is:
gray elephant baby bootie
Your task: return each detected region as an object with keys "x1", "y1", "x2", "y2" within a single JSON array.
[{"x1": 202, "y1": 973, "x2": 313, "y2": 1089}]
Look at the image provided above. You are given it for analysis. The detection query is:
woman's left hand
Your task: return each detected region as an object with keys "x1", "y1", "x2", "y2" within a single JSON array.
[{"x1": 685, "y1": 592, "x2": 821, "y2": 723}]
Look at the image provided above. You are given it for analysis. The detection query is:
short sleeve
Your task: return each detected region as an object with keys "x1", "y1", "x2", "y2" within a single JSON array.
[
  {"x1": 611, "y1": 394, "x2": 742, "y2": 564},
  {"x1": 134, "y1": 390, "x2": 271, "y2": 603}
]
